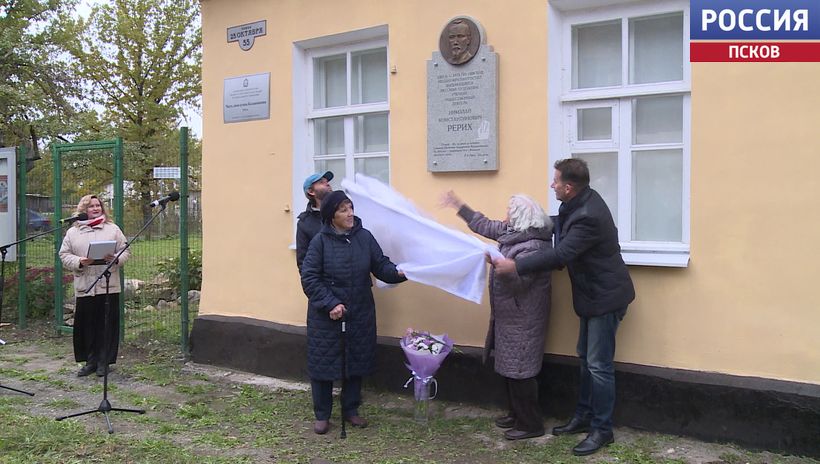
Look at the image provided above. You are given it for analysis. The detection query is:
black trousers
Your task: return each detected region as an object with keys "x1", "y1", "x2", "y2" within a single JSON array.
[
  {"x1": 73, "y1": 293, "x2": 120, "y2": 366},
  {"x1": 311, "y1": 376, "x2": 362, "y2": 421},
  {"x1": 505, "y1": 376, "x2": 544, "y2": 433}
]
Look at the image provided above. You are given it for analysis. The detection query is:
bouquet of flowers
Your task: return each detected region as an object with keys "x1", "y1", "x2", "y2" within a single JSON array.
[
  {"x1": 400, "y1": 328, "x2": 454, "y2": 422},
  {"x1": 403, "y1": 329, "x2": 449, "y2": 355}
]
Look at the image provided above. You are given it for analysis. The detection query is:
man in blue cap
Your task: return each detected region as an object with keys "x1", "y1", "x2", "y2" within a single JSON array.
[{"x1": 296, "y1": 171, "x2": 334, "y2": 272}]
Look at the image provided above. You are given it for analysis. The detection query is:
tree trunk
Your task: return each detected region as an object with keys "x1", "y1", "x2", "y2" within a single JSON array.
[{"x1": 139, "y1": 174, "x2": 154, "y2": 240}]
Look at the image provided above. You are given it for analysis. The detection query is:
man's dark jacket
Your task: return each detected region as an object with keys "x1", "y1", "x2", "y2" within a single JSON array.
[
  {"x1": 296, "y1": 202, "x2": 321, "y2": 271},
  {"x1": 516, "y1": 187, "x2": 634, "y2": 317}
]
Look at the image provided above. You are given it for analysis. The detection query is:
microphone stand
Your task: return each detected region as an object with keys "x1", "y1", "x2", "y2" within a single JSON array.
[
  {"x1": 55, "y1": 205, "x2": 172, "y2": 433},
  {"x1": 0, "y1": 222, "x2": 75, "y2": 396}
]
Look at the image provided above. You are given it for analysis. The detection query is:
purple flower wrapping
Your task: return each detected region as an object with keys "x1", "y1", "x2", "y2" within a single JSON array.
[{"x1": 400, "y1": 331, "x2": 454, "y2": 400}]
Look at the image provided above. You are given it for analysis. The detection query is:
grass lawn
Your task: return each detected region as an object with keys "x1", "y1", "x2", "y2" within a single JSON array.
[{"x1": 0, "y1": 322, "x2": 817, "y2": 464}]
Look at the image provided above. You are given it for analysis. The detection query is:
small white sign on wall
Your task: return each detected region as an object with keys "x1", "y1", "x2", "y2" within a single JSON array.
[
  {"x1": 223, "y1": 72, "x2": 270, "y2": 123},
  {"x1": 227, "y1": 20, "x2": 266, "y2": 51}
]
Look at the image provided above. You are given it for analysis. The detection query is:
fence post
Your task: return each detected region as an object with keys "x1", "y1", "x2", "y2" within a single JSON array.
[
  {"x1": 52, "y1": 144, "x2": 63, "y2": 333},
  {"x1": 179, "y1": 127, "x2": 190, "y2": 355},
  {"x1": 114, "y1": 138, "x2": 125, "y2": 339},
  {"x1": 16, "y1": 147, "x2": 27, "y2": 328}
]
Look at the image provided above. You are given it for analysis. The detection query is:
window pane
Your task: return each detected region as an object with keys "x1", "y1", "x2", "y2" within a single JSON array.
[
  {"x1": 314, "y1": 158, "x2": 346, "y2": 190},
  {"x1": 629, "y1": 13, "x2": 683, "y2": 84},
  {"x1": 572, "y1": 20, "x2": 621, "y2": 89},
  {"x1": 352, "y1": 48, "x2": 387, "y2": 104},
  {"x1": 632, "y1": 149, "x2": 682, "y2": 241},
  {"x1": 314, "y1": 117, "x2": 345, "y2": 155},
  {"x1": 577, "y1": 107, "x2": 612, "y2": 141},
  {"x1": 313, "y1": 54, "x2": 346, "y2": 109},
  {"x1": 573, "y1": 152, "x2": 618, "y2": 223},
  {"x1": 632, "y1": 95, "x2": 682, "y2": 145},
  {"x1": 354, "y1": 113, "x2": 388, "y2": 153},
  {"x1": 354, "y1": 156, "x2": 389, "y2": 184}
]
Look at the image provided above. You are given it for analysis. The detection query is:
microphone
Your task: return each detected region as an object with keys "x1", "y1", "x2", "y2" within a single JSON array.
[
  {"x1": 149, "y1": 191, "x2": 180, "y2": 208},
  {"x1": 60, "y1": 212, "x2": 89, "y2": 224}
]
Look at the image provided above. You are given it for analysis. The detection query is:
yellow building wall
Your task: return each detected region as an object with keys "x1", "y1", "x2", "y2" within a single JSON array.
[{"x1": 199, "y1": 0, "x2": 820, "y2": 385}]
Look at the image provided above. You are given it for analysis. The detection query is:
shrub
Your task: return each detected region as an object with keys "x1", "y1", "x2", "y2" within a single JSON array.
[
  {"x1": 154, "y1": 249, "x2": 202, "y2": 293},
  {"x1": 3, "y1": 267, "x2": 73, "y2": 319}
]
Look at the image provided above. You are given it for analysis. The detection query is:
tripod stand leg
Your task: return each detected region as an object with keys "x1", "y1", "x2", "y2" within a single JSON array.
[
  {"x1": 103, "y1": 412, "x2": 113, "y2": 434},
  {"x1": 56, "y1": 399, "x2": 145, "y2": 433},
  {"x1": 110, "y1": 407, "x2": 146, "y2": 414},
  {"x1": 0, "y1": 248, "x2": 34, "y2": 398},
  {"x1": 0, "y1": 384, "x2": 35, "y2": 396},
  {"x1": 55, "y1": 288, "x2": 144, "y2": 433},
  {"x1": 56, "y1": 408, "x2": 103, "y2": 421}
]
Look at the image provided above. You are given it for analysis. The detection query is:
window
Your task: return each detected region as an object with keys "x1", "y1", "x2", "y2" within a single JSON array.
[
  {"x1": 291, "y1": 28, "x2": 389, "y2": 245},
  {"x1": 308, "y1": 42, "x2": 390, "y2": 189},
  {"x1": 551, "y1": 1, "x2": 690, "y2": 266}
]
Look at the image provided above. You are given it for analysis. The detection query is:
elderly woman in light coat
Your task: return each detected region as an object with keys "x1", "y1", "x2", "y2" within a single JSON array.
[
  {"x1": 443, "y1": 191, "x2": 553, "y2": 440},
  {"x1": 59, "y1": 195, "x2": 130, "y2": 377}
]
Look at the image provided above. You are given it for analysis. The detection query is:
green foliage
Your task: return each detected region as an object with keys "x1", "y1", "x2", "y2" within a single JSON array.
[
  {"x1": 64, "y1": 0, "x2": 201, "y2": 136},
  {"x1": 155, "y1": 249, "x2": 202, "y2": 291},
  {"x1": 0, "y1": 0, "x2": 84, "y2": 152},
  {"x1": 175, "y1": 383, "x2": 215, "y2": 395},
  {"x1": 44, "y1": 398, "x2": 81, "y2": 410},
  {"x1": 61, "y1": 0, "x2": 202, "y2": 226},
  {"x1": 2, "y1": 267, "x2": 72, "y2": 319},
  {"x1": 175, "y1": 402, "x2": 212, "y2": 420}
]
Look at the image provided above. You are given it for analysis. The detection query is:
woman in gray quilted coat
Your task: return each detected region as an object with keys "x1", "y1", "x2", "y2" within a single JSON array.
[{"x1": 443, "y1": 190, "x2": 552, "y2": 440}]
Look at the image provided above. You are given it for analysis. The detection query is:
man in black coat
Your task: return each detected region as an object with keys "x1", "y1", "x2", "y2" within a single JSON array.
[
  {"x1": 295, "y1": 171, "x2": 333, "y2": 271},
  {"x1": 493, "y1": 158, "x2": 634, "y2": 456}
]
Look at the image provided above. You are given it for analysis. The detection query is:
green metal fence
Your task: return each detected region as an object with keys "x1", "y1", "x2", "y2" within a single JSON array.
[
  {"x1": 51, "y1": 138, "x2": 125, "y2": 336},
  {"x1": 11, "y1": 129, "x2": 198, "y2": 354}
]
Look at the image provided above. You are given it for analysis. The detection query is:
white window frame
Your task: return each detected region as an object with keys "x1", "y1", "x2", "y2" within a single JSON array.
[
  {"x1": 306, "y1": 39, "x2": 390, "y2": 183},
  {"x1": 549, "y1": 0, "x2": 691, "y2": 267},
  {"x1": 291, "y1": 26, "x2": 389, "y2": 246},
  {"x1": 568, "y1": 99, "x2": 620, "y2": 150}
]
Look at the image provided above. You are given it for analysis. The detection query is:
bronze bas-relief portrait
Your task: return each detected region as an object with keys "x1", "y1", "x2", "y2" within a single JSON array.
[{"x1": 439, "y1": 18, "x2": 481, "y2": 65}]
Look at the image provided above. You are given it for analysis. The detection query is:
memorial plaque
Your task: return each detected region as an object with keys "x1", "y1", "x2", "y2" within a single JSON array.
[
  {"x1": 427, "y1": 44, "x2": 498, "y2": 172},
  {"x1": 223, "y1": 72, "x2": 270, "y2": 124}
]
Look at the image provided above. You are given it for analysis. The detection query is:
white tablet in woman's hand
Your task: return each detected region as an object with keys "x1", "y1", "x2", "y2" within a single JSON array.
[{"x1": 86, "y1": 240, "x2": 117, "y2": 260}]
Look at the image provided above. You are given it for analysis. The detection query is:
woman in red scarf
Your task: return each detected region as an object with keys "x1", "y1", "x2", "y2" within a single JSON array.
[{"x1": 59, "y1": 195, "x2": 130, "y2": 377}]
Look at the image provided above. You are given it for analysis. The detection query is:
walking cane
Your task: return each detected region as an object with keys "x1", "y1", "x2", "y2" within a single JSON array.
[{"x1": 339, "y1": 311, "x2": 347, "y2": 439}]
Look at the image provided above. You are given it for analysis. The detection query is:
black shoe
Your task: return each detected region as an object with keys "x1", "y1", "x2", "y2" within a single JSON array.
[
  {"x1": 572, "y1": 430, "x2": 614, "y2": 456},
  {"x1": 77, "y1": 364, "x2": 97, "y2": 377},
  {"x1": 96, "y1": 365, "x2": 110, "y2": 377},
  {"x1": 504, "y1": 428, "x2": 545, "y2": 440},
  {"x1": 552, "y1": 417, "x2": 590, "y2": 435},
  {"x1": 494, "y1": 415, "x2": 516, "y2": 429},
  {"x1": 344, "y1": 415, "x2": 368, "y2": 428}
]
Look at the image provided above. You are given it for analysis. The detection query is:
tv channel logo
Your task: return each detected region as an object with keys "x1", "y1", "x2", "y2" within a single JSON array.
[{"x1": 690, "y1": 0, "x2": 820, "y2": 61}]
